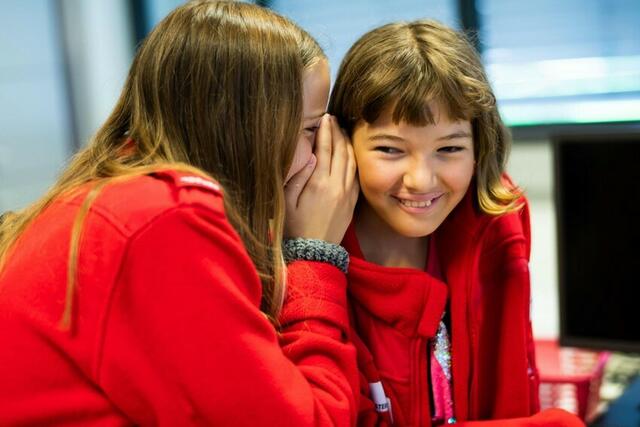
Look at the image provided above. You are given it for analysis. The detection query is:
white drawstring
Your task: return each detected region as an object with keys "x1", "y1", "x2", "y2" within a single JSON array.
[{"x1": 369, "y1": 381, "x2": 394, "y2": 423}]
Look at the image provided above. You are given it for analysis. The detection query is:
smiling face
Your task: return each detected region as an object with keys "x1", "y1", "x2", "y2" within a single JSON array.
[
  {"x1": 352, "y1": 101, "x2": 475, "y2": 239},
  {"x1": 285, "y1": 60, "x2": 330, "y2": 183}
]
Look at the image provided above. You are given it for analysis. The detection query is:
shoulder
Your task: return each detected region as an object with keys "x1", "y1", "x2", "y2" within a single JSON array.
[
  {"x1": 485, "y1": 174, "x2": 530, "y2": 239},
  {"x1": 482, "y1": 193, "x2": 531, "y2": 260},
  {"x1": 457, "y1": 174, "x2": 531, "y2": 255},
  {"x1": 458, "y1": 173, "x2": 529, "y2": 241},
  {"x1": 92, "y1": 169, "x2": 227, "y2": 238}
]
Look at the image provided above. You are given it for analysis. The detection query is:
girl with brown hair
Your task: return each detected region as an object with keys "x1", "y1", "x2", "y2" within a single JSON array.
[
  {"x1": 328, "y1": 20, "x2": 583, "y2": 427},
  {"x1": 0, "y1": 1, "x2": 358, "y2": 425}
]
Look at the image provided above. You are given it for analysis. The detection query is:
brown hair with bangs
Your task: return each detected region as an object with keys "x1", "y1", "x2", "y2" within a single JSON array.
[
  {"x1": 329, "y1": 19, "x2": 521, "y2": 214},
  {"x1": 0, "y1": 0, "x2": 325, "y2": 327}
]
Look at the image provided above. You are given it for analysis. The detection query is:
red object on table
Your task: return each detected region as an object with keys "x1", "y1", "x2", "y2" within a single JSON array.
[{"x1": 535, "y1": 339, "x2": 610, "y2": 422}]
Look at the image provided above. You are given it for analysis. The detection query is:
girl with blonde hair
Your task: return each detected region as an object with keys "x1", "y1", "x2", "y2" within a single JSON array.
[{"x1": 0, "y1": 1, "x2": 358, "y2": 425}]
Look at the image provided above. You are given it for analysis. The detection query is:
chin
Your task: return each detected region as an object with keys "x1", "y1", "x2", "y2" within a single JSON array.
[{"x1": 391, "y1": 222, "x2": 436, "y2": 238}]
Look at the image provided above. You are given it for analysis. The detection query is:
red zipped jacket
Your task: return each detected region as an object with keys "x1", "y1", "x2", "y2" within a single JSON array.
[
  {"x1": 344, "y1": 179, "x2": 584, "y2": 427},
  {"x1": 0, "y1": 170, "x2": 358, "y2": 426}
]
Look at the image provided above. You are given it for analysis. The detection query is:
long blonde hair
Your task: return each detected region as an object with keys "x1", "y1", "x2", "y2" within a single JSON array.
[
  {"x1": 329, "y1": 20, "x2": 521, "y2": 214},
  {"x1": 0, "y1": 0, "x2": 325, "y2": 326}
]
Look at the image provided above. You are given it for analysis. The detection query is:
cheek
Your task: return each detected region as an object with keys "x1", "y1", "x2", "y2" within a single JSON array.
[
  {"x1": 442, "y1": 159, "x2": 475, "y2": 193},
  {"x1": 357, "y1": 157, "x2": 399, "y2": 196}
]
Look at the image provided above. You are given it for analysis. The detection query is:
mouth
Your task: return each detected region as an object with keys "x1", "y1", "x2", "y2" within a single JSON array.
[{"x1": 392, "y1": 194, "x2": 443, "y2": 212}]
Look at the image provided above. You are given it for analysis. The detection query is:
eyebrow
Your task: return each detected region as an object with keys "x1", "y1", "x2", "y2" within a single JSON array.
[
  {"x1": 368, "y1": 130, "x2": 472, "y2": 143},
  {"x1": 437, "y1": 130, "x2": 472, "y2": 141},
  {"x1": 368, "y1": 134, "x2": 406, "y2": 142}
]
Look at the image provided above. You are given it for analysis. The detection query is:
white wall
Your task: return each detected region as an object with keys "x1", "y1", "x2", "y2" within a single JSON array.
[
  {"x1": 60, "y1": 0, "x2": 134, "y2": 148},
  {"x1": 508, "y1": 140, "x2": 559, "y2": 339}
]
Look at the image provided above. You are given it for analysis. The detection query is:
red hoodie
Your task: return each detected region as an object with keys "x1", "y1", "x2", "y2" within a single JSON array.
[
  {"x1": 343, "y1": 180, "x2": 584, "y2": 427},
  {"x1": 0, "y1": 170, "x2": 357, "y2": 426}
]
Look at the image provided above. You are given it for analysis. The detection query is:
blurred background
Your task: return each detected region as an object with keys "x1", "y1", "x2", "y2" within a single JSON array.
[{"x1": 1, "y1": 0, "x2": 639, "y2": 421}]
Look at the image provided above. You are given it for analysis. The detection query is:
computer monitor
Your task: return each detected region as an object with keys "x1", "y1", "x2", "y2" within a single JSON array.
[{"x1": 554, "y1": 128, "x2": 640, "y2": 353}]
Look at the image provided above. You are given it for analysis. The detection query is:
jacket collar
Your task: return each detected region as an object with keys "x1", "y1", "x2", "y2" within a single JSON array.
[{"x1": 343, "y1": 222, "x2": 448, "y2": 339}]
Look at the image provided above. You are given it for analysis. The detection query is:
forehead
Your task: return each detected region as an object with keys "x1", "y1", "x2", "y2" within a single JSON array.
[
  {"x1": 362, "y1": 101, "x2": 471, "y2": 133},
  {"x1": 363, "y1": 97, "x2": 469, "y2": 126},
  {"x1": 302, "y1": 60, "x2": 330, "y2": 119}
]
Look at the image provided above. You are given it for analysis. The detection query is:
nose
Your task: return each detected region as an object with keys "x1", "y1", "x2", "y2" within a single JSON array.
[{"x1": 403, "y1": 156, "x2": 436, "y2": 192}]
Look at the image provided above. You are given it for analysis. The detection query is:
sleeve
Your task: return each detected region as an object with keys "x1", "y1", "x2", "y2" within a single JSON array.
[
  {"x1": 278, "y1": 260, "x2": 359, "y2": 426},
  {"x1": 520, "y1": 200, "x2": 541, "y2": 414},
  {"x1": 475, "y1": 205, "x2": 540, "y2": 418},
  {"x1": 96, "y1": 204, "x2": 358, "y2": 426},
  {"x1": 456, "y1": 408, "x2": 585, "y2": 427}
]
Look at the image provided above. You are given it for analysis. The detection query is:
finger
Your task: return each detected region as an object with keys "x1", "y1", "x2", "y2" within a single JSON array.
[
  {"x1": 284, "y1": 155, "x2": 316, "y2": 209},
  {"x1": 329, "y1": 116, "x2": 348, "y2": 178},
  {"x1": 350, "y1": 175, "x2": 360, "y2": 206},
  {"x1": 337, "y1": 124, "x2": 356, "y2": 186},
  {"x1": 345, "y1": 140, "x2": 358, "y2": 188},
  {"x1": 313, "y1": 114, "x2": 332, "y2": 177}
]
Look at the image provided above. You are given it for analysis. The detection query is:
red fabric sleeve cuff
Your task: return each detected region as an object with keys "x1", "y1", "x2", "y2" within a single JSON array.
[{"x1": 279, "y1": 260, "x2": 349, "y2": 330}]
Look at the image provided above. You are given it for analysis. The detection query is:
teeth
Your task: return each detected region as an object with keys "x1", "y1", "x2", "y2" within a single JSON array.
[{"x1": 399, "y1": 198, "x2": 432, "y2": 208}]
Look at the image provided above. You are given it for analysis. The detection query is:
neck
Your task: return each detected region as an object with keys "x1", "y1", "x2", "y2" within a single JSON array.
[{"x1": 355, "y1": 202, "x2": 429, "y2": 270}]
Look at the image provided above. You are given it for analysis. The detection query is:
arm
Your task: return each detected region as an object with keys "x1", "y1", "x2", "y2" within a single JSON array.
[
  {"x1": 97, "y1": 204, "x2": 358, "y2": 426},
  {"x1": 474, "y1": 201, "x2": 539, "y2": 418},
  {"x1": 457, "y1": 409, "x2": 585, "y2": 427},
  {"x1": 279, "y1": 259, "x2": 359, "y2": 426}
]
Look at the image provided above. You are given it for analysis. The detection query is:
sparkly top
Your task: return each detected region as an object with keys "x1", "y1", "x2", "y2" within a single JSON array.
[
  {"x1": 431, "y1": 319, "x2": 455, "y2": 424},
  {"x1": 427, "y1": 235, "x2": 455, "y2": 425}
]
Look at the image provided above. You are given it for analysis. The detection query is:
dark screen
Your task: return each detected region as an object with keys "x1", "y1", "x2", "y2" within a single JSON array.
[{"x1": 556, "y1": 135, "x2": 640, "y2": 352}]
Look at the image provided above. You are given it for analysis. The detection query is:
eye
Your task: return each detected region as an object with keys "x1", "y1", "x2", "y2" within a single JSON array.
[
  {"x1": 375, "y1": 146, "x2": 402, "y2": 154},
  {"x1": 438, "y1": 146, "x2": 465, "y2": 154},
  {"x1": 304, "y1": 126, "x2": 319, "y2": 135}
]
